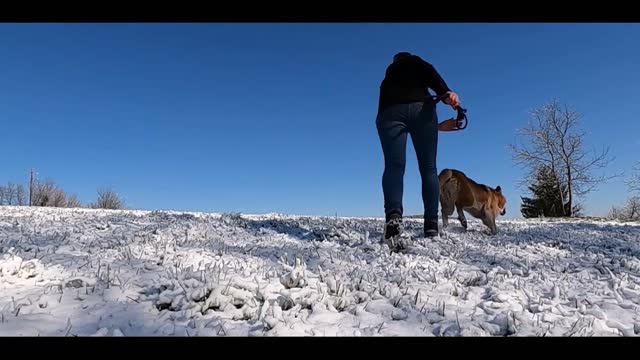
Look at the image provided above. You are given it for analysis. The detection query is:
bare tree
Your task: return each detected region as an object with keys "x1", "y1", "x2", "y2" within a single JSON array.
[
  {"x1": 609, "y1": 196, "x2": 640, "y2": 221},
  {"x1": 3, "y1": 183, "x2": 17, "y2": 205},
  {"x1": 509, "y1": 99, "x2": 619, "y2": 217},
  {"x1": 65, "y1": 194, "x2": 82, "y2": 208},
  {"x1": 32, "y1": 179, "x2": 80, "y2": 208},
  {"x1": 626, "y1": 161, "x2": 640, "y2": 194},
  {"x1": 48, "y1": 188, "x2": 69, "y2": 207},
  {"x1": 91, "y1": 187, "x2": 125, "y2": 210},
  {"x1": 627, "y1": 196, "x2": 640, "y2": 220},
  {"x1": 608, "y1": 205, "x2": 622, "y2": 220},
  {"x1": 1, "y1": 171, "x2": 81, "y2": 208},
  {"x1": 32, "y1": 179, "x2": 58, "y2": 207},
  {"x1": 0, "y1": 183, "x2": 28, "y2": 206},
  {"x1": 15, "y1": 184, "x2": 26, "y2": 206}
]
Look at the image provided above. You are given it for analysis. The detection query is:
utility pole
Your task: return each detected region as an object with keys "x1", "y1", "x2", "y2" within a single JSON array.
[{"x1": 29, "y1": 168, "x2": 34, "y2": 207}]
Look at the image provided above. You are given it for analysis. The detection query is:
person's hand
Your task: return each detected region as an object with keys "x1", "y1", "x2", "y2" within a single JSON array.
[
  {"x1": 443, "y1": 91, "x2": 460, "y2": 109},
  {"x1": 438, "y1": 119, "x2": 463, "y2": 132}
]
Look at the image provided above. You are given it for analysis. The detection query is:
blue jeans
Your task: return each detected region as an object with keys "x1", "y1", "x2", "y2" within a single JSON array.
[{"x1": 376, "y1": 101, "x2": 439, "y2": 221}]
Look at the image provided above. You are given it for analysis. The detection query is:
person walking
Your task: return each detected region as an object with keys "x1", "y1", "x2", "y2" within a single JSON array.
[{"x1": 376, "y1": 51, "x2": 461, "y2": 244}]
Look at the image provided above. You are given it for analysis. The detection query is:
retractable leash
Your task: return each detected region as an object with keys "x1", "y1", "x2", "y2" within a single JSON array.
[{"x1": 431, "y1": 94, "x2": 468, "y2": 131}]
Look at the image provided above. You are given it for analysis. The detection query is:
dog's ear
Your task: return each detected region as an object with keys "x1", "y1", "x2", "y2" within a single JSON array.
[{"x1": 496, "y1": 185, "x2": 501, "y2": 192}]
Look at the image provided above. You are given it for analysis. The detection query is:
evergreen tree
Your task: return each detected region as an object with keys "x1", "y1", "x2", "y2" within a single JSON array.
[{"x1": 521, "y1": 166, "x2": 577, "y2": 218}]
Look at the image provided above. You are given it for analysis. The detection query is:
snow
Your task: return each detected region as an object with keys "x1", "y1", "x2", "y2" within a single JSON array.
[{"x1": 1, "y1": 206, "x2": 640, "y2": 336}]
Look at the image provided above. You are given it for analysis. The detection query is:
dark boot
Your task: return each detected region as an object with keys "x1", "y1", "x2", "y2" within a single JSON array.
[
  {"x1": 424, "y1": 218, "x2": 439, "y2": 238},
  {"x1": 384, "y1": 212, "x2": 403, "y2": 240}
]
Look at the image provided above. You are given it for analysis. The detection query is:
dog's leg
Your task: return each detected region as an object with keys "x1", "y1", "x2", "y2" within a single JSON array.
[
  {"x1": 442, "y1": 209, "x2": 449, "y2": 228},
  {"x1": 481, "y1": 211, "x2": 497, "y2": 235},
  {"x1": 441, "y1": 198, "x2": 454, "y2": 228},
  {"x1": 456, "y1": 205, "x2": 467, "y2": 230},
  {"x1": 440, "y1": 178, "x2": 456, "y2": 229}
]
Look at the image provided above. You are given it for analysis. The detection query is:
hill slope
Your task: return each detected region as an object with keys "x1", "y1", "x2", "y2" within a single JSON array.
[{"x1": 1, "y1": 206, "x2": 639, "y2": 336}]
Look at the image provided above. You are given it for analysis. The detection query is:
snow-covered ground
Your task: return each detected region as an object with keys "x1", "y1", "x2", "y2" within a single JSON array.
[{"x1": 1, "y1": 206, "x2": 639, "y2": 337}]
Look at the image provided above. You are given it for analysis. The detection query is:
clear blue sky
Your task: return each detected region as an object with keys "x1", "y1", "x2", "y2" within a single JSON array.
[{"x1": 2, "y1": 23, "x2": 639, "y2": 217}]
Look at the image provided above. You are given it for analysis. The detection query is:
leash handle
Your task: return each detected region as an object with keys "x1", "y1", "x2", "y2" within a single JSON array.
[
  {"x1": 455, "y1": 106, "x2": 468, "y2": 130},
  {"x1": 431, "y1": 94, "x2": 468, "y2": 131}
]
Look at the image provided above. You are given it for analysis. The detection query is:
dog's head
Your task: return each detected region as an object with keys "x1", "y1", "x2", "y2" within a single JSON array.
[{"x1": 493, "y1": 186, "x2": 507, "y2": 216}]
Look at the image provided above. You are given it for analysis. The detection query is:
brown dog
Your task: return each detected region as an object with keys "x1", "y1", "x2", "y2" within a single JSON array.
[{"x1": 438, "y1": 169, "x2": 507, "y2": 234}]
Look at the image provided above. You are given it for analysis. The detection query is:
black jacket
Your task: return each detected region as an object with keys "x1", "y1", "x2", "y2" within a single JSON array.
[{"x1": 377, "y1": 54, "x2": 451, "y2": 114}]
